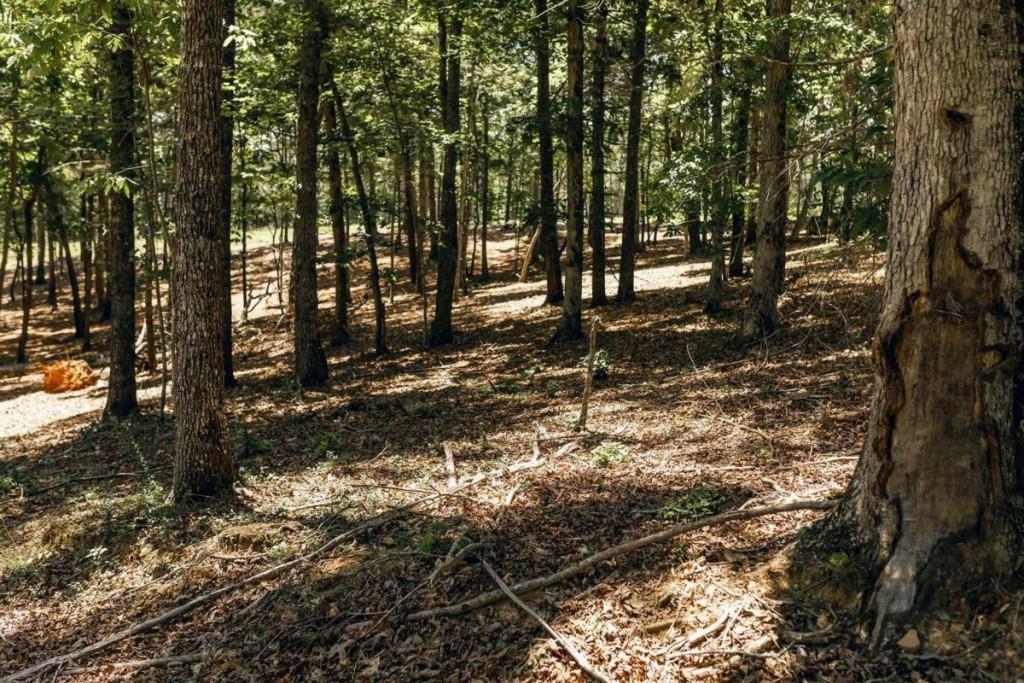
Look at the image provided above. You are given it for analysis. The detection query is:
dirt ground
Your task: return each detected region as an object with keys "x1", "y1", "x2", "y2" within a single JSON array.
[{"x1": 1, "y1": 228, "x2": 1022, "y2": 682}]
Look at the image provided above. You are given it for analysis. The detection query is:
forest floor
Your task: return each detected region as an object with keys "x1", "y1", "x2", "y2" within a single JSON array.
[{"x1": 1, "y1": 229, "x2": 1022, "y2": 682}]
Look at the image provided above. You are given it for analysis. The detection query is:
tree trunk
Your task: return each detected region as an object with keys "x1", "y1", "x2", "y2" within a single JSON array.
[
  {"x1": 324, "y1": 98, "x2": 350, "y2": 346},
  {"x1": 172, "y1": 0, "x2": 235, "y2": 504},
  {"x1": 823, "y1": 0, "x2": 1024, "y2": 644},
  {"x1": 220, "y1": 0, "x2": 238, "y2": 387},
  {"x1": 729, "y1": 75, "x2": 751, "y2": 278},
  {"x1": 0, "y1": 79, "x2": 16, "y2": 302},
  {"x1": 741, "y1": 0, "x2": 791, "y2": 340},
  {"x1": 704, "y1": 0, "x2": 726, "y2": 313},
  {"x1": 80, "y1": 195, "x2": 93, "y2": 350},
  {"x1": 554, "y1": 0, "x2": 585, "y2": 342},
  {"x1": 535, "y1": 0, "x2": 563, "y2": 305},
  {"x1": 46, "y1": 227, "x2": 57, "y2": 309},
  {"x1": 616, "y1": 0, "x2": 648, "y2": 303},
  {"x1": 428, "y1": 12, "x2": 461, "y2": 347},
  {"x1": 480, "y1": 96, "x2": 490, "y2": 281},
  {"x1": 105, "y1": 0, "x2": 139, "y2": 417},
  {"x1": 16, "y1": 195, "x2": 35, "y2": 364},
  {"x1": 588, "y1": 2, "x2": 609, "y2": 307},
  {"x1": 291, "y1": 0, "x2": 330, "y2": 387},
  {"x1": 95, "y1": 190, "x2": 111, "y2": 321},
  {"x1": 333, "y1": 85, "x2": 388, "y2": 356},
  {"x1": 51, "y1": 187, "x2": 85, "y2": 338}
]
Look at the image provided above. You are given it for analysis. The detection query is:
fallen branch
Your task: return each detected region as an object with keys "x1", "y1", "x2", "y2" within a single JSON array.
[
  {"x1": 60, "y1": 652, "x2": 207, "y2": 675},
  {"x1": 443, "y1": 442, "x2": 458, "y2": 487},
  {"x1": 28, "y1": 466, "x2": 172, "y2": 496},
  {"x1": 577, "y1": 317, "x2": 601, "y2": 431},
  {"x1": 1, "y1": 455, "x2": 551, "y2": 683},
  {"x1": 481, "y1": 560, "x2": 615, "y2": 683},
  {"x1": 408, "y1": 500, "x2": 835, "y2": 621}
]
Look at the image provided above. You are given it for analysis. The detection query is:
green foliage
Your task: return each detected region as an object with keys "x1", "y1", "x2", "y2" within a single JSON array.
[
  {"x1": 659, "y1": 485, "x2": 727, "y2": 520},
  {"x1": 591, "y1": 441, "x2": 629, "y2": 468},
  {"x1": 414, "y1": 520, "x2": 450, "y2": 555},
  {"x1": 237, "y1": 428, "x2": 267, "y2": 459},
  {"x1": 578, "y1": 349, "x2": 611, "y2": 381}
]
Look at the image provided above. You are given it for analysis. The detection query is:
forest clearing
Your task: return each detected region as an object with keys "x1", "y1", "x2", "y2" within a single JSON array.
[{"x1": 3, "y1": 0, "x2": 1024, "y2": 681}]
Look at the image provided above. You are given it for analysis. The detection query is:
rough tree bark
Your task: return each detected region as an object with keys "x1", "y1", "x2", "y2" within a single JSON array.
[
  {"x1": 16, "y1": 193, "x2": 35, "y2": 364},
  {"x1": 741, "y1": 0, "x2": 791, "y2": 340},
  {"x1": 822, "y1": 0, "x2": 1024, "y2": 645},
  {"x1": 535, "y1": 0, "x2": 563, "y2": 305},
  {"x1": 171, "y1": 0, "x2": 236, "y2": 504},
  {"x1": 729, "y1": 72, "x2": 751, "y2": 278},
  {"x1": 588, "y1": 1, "x2": 609, "y2": 307},
  {"x1": 554, "y1": 0, "x2": 585, "y2": 342},
  {"x1": 429, "y1": 12, "x2": 461, "y2": 347},
  {"x1": 704, "y1": 0, "x2": 726, "y2": 313},
  {"x1": 323, "y1": 97, "x2": 350, "y2": 346},
  {"x1": 105, "y1": 0, "x2": 139, "y2": 417},
  {"x1": 480, "y1": 96, "x2": 490, "y2": 281},
  {"x1": 220, "y1": 0, "x2": 238, "y2": 387},
  {"x1": 616, "y1": 0, "x2": 649, "y2": 303},
  {"x1": 291, "y1": 0, "x2": 330, "y2": 387}
]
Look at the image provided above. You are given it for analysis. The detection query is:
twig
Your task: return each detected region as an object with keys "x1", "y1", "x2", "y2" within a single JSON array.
[
  {"x1": 28, "y1": 466, "x2": 171, "y2": 496},
  {"x1": 60, "y1": 652, "x2": 207, "y2": 675},
  {"x1": 481, "y1": 560, "x2": 615, "y2": 683},
  {"x1": 443, "y1": 442, "x2": 458, "y2": 487},
  {"x1": 577, "y1": 317, "x2": 601, "y2": 431},
  {"x1": 409, "y1": 500, "x2": 835, "y2": 621},
  {"x1": 429, "y1": 542, "x2": 484, "y2": 585}
]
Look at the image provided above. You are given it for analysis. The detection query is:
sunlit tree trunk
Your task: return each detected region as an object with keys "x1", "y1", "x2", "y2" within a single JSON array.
[
  {"x1": 704, "y1": 0, "x2": 726, "y2": 313},
  {"x1": 333, "y1": 86, "x2": 387, "y2": 356},
  {"x1": 729, "y1": 72, "x2": 751, "y2": 278},
  {"x1": 291, "y1": 0, "x2": 330, "y2": 386},
  {"x1": 323, "y1": 97, "x2": 349, "y2": 346},
  {"x1": 105, "y1": 0, "x2": 139, "y2": 417},
  {"x1": 823, "y1": 0, "x2": 1024, "y2": 644},
  {"x1": 616, "y1": 0, "x2": 648, "y2": 302},
  {"x1": 555, "y1": 0, "x2": 585, "y2": 342},
  {"x1": 172, "y1": 0, "x2": 235, "y2": 504},
  {"x1": 220, "y1": 0, "x2": 238, "y2": 387},
  {"x1": 741, "y1": 0, "x2": 792, "y2": 339},
  {"x1": 589, "y1": 1, "x2": 609, "y2": 307},
  {"x1": 535, "y1": 0, "x2": 563, "y2": 305},
  {"x1": 429, "y1": 12, "x2": 461, "y2": 346}
]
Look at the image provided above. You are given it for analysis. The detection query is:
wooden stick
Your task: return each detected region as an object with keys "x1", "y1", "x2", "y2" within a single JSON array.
[
  {"x1": 61, "y1": 652, "x2": 207, "y2": 675},
  {"x1": 577, "y1": 316, "x2": 601, "y2": 431},
  {"x1": 1, "y1": 454, "x2": 552, "y2": 683},
  {"x1": 408, "y1": 500, "x2": 835, "y2": 621},
  {"x1": 481, "y1": 560, "x2": 615, "y2": 683},
  {"x1": 518, "y1": 226, "x2": 542, "y2": 282},
  {"x1": 443, "y1": 442, "x2": 458, "y2": 487}
]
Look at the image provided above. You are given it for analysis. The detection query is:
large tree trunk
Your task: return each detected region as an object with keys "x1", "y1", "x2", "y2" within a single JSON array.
[
  {"x1": 0, "y1": 91, "x2": 16, "y2": 301},
  {"x1": 704, "y1": 0, "x2": 726, "y2": 313},
  {"x1": 323, "y1": 98, "x2": 350, "y2": 346},
  {"x1": 480, "y1": 96, "x2": 490, "y2": 281},
  {"x1": 428, "y1": 13, "x2": 461, "y2": 347},
  {"x1": 588, "y1": 1, "x2": 609, "y2": 307},
  {"x1": 16, "y1": 195, "x2": 35, "y2": 364},
  {"x1": 729, "y1": 73, "x2": 751, "y2": 279},
  {"x1": 220, "y1": 0, "x2": 238, "y2": 387},
  {"x1": 616, "y1": 0, "x2": 648, "y2": 303},
  {"x1": 172, "y1": 0, "x2": 235, "y2": 504},
  {"x1": 291, "y1": 0, "x2": 330, "y2": 387},
  {"x1": 535, "y1": 0, "x2": 563, "y2": 305},
  {"x1": 554, "y1": 0, "x2": 585, "y2": 342},
  {"x1": 741, "y1": 0, "x2": 791, "y2": 340},
  {"x1": 824, "y1": 0, "x2": 1024, "y2": 644},
  {"x1": 80, "y1": 195, "x2": 93, "y2": 350},
  {"x1": 105, "y1": 0, "x2": 139, "y2": 417}
]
